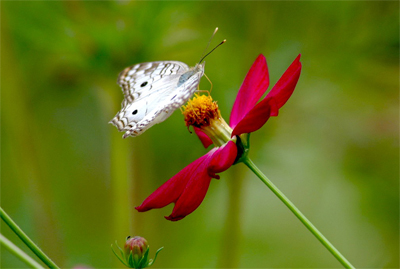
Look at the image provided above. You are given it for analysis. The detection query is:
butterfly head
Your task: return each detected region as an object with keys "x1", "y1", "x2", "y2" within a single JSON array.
[{"x1": 193, "y1": 62, "x2": 205, "y2": 77}]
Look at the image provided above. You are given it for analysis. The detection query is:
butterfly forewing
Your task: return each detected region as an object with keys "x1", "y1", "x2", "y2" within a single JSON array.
[{"x1": 118, "y1": 61, "x2": 190, "y2": 101}]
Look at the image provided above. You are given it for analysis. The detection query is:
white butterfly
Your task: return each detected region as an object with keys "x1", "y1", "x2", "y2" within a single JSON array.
[
  {"x1": 110, "y1": 28, "x2": 224, "y2": 138},
  {"x1": 110, "y1": 61, "x2": 205, "y2": 138}
]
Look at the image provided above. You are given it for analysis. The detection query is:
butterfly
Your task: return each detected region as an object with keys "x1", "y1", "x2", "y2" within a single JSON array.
[
  {"x1": 110, "y1": 61, "x2": 205, "y2": 138},
  {"x1": 110, "y1": 29, "x2": 225, "y2": 138}
]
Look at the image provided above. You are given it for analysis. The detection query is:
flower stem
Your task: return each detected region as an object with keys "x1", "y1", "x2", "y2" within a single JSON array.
[
  {"x1": 0, "y1": 234, "x2": 44, "y2": 269},
  {"x1": 242, "y1": 158, "x2": 355, "y2": 269},
  {"x1": 0, "y1": 207, "x2": 60, "y2": 269}
]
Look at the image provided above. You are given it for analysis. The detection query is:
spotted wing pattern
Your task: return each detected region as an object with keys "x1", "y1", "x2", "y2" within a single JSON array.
[{"x1": 110, "y1": 61, "x2": 204, "y2": 138}]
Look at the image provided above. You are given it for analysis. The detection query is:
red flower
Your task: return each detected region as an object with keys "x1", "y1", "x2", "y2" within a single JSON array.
[{"x1": 135, "y1": 54, "x2": 302, "y2": 221}]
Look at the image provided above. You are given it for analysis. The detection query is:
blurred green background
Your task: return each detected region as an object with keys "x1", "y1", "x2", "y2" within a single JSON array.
[{"x1": 1, "y1": 1, "x2": 398, "y2": 268}]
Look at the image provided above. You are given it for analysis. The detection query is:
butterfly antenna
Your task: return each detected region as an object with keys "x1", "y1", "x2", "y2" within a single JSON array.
[
  {"x1": 199, "y1": 27, "x2": 219, "y2": 63},
  {"x1": 199, "y1": 39, "x2": 226, "y2": 64}
]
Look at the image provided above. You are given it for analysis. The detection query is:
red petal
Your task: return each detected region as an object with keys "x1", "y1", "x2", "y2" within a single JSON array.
[
  {"x1": 165, "y1": 149, "x2": 218, "y2": 221},
  {"x1": 194, "y1": 127, "x2": 213, "y2": 148},
  {"x1": 135, "y1": 154, "x2": 208, "y2": 212},
  {"x1": 165, "y1": 142, "x2": 237, "y2": 221},
  {"x1": 231, "y1": 97, "x2": 272, "y2": 137},
  {"x1": 137, "y1": 143, "x2": 238, "y2": 221},
  {"x1": 208, "y1": 141, "x2": 237, "y2": 178},
  {"x1": 265, "y1": 54, "x2": 302, "y2": 116},
  {"x1": 230, "y1": 54, "x2": 269, "y2": 129},
  {"x1": 165, "y1": 167, "x2": 211, "y2": 221}
]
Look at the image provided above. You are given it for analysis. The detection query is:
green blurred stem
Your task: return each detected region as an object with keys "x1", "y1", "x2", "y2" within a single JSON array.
[
  {"x1": 218, "y1": 174, "x2": 242, "y2": 268},
  {"x1": 0, "y1": 207, "x2": 60, "y2": 269},
  {"x1": 242, "y1": 158, "x2": 355, "y2": 269},
  {"x1": 0, "y1": 234, "x2": 44, "y2": 269}
]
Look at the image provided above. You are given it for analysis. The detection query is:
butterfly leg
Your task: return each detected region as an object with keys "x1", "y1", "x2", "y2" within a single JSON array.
[
  {"x1": 204, "y1": 73, "x2": 213, "y2": 93},
  {"x1": 194, "y1": 73, "x2": 213, "y2": 95}
]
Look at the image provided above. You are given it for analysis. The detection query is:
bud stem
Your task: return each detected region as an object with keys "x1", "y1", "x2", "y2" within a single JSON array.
[{"x1": 242, "y1": 158, "x2": 355, "y2": 269}]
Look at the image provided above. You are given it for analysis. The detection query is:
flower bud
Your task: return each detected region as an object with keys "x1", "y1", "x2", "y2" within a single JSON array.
[
  {"x1": 124, "y1": 236, "x2": 148, "y2": 264},
  {"x1": 111, "y1": 235, "x2": 163, "y2": 269}
]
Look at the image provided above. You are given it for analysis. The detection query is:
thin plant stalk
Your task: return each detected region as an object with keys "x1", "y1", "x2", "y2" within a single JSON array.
[
  {"x1": 242, "y1": 158, "x2": 355, "y2": 269},
  {"x1": 0, "y1": 207, "x2": 60, "y2": 269},
  {"x1": 0, "y1": 234, "x2": 44, "y2": 269}
]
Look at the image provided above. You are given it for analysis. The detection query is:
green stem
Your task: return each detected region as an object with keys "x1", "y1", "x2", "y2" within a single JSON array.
[
  {"x1": 0, "y1": 207, "x2": 60, "y2": 269},
  {"x1": 242, "y1": 158, "x2": 355, "y2": 269},
  {"x1": 0, "y1": 234, "x2": 44, "y2": 269}
]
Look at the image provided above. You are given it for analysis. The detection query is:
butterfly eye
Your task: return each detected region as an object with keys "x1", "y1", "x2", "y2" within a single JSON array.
[
  {"x1": 140, "y1": 81, "x2": 148, "y2": 87},
  {"x1": 132, "y1": 110, "x2": 138, "y2": 115}
]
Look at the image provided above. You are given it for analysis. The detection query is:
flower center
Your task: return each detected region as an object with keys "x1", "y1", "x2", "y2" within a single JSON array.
[
  {"x1": 182, "y1": 94, "x2": 219, "y2": 127},
  {"x1": 182, "y1": 94, "x2": 233, "y2": 147}
]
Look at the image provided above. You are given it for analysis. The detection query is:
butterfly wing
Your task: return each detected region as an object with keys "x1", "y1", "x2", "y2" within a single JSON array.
[
  {"x1": 117, "y1": 61, "x2": 189, "y2": 103},
  {"x1": 110, "y1": 61, "x2": 204, "y2": 138}
]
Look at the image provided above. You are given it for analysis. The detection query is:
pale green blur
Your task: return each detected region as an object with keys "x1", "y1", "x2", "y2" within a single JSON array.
[{"x1": 1, "y1": 1, "x2": 398, "y2": 268}]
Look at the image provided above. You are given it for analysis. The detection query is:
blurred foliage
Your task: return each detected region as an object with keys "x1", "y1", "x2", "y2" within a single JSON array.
[{"x1": 1, "y1": 1, "x2": 398, "y2": 268}]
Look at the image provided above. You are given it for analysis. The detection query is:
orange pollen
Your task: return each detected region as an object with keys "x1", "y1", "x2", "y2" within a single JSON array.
[{"x1": 182, "y1": 94, "x2": 220, "y2": 127}]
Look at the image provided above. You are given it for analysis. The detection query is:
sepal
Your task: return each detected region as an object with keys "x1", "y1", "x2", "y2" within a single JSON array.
[
  {"x1": 148, "y1": 247, "x2": 164, "y2": 266},
  {"x1": 111, "y1": 242, "x2": 130, "y2": 268},
  {"x1": 233, "y1": 133, "x2": 251, "y2": 164}
]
